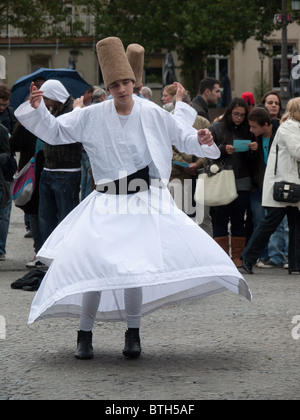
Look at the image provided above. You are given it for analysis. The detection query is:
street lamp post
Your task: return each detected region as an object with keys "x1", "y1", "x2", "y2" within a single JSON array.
[
  {"x1": 279, "y1": 0, "x2": 290, "y2": 111},
  {"x1": 258, "y1": 43, "x2": 266, "y2": 99}
]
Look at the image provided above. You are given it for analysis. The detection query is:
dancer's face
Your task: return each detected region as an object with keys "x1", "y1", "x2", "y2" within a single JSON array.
[{"x1": 108, "y1": 79, "x2": 134, "y2": 105}]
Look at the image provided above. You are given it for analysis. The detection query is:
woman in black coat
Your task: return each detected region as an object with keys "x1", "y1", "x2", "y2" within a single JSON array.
[{"x1": 209, "y1": 97, "x2": 256, "y2": 266}]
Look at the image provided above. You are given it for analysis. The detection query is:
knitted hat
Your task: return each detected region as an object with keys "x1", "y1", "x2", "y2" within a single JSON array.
[
  {"x1": 126, "y1": 43, "x2": 145, "y2": 87},
  {"x1": 241, "y1": 91, "x2": 255, "y2": 105},
  {"x1": 96, "y1": 37, "x2": 136, "y2": 88},
  {"x1": 41, "y1": 80, "x2": 69, "y2": 104}
]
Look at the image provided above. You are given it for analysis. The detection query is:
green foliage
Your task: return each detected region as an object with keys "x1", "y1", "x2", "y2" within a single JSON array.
[
  {"x1": 253, "y1": 71, "x2": 272, "y2": 104},
  {"x1": 0, "y1": 0, "x2": 85, "y2": 42},
  {"x1": 0, "y1": 0, "x2": 283, "y2": 94},
  {"x1": 87, "y1": 0, "x2": 282, "y2": 94}
]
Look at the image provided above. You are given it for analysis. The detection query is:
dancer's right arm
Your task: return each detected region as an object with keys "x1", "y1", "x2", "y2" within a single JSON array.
[{"x1": 29, "y1": 82, "x2": 43, "y2": 109}]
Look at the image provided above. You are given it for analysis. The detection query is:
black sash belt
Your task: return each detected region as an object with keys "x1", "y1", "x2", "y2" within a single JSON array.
[{"x1": 96, "y1": 166, "x2": 150, "y2": 195}]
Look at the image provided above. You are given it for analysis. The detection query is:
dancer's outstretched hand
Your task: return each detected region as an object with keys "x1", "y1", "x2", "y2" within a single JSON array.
[{"x1": 29, "y1": 82, "x2": 43, "y2": 109}]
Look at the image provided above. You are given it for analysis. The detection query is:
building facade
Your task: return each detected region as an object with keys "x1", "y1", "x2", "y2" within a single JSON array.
[{"x1": 0, "y1": 11, "x2": 299, "y2": 107}]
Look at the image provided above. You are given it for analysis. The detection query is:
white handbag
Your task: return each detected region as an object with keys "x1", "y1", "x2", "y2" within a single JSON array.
[{"x1": 194, "y1": 162, "x2": 238, "y2": 207}]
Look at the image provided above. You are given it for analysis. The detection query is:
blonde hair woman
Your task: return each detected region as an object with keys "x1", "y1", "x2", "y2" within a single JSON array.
[
  {"x1": 280, "y1": 97, "x2": 300, "y2": 123},
  {"x1": 242, "y1": 97, "x2": 300, "y2": 274},
  {"x1": 162, "y1": 84, "x2": 177, "y2": 110}
]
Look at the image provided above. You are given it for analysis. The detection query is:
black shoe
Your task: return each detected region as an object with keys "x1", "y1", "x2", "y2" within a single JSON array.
[
  {"x1": 24, "y1": 230, "x2": 32, "y2": 238},
  {"x1": 242, "y1": 258, "x2": 253, "y2": 274},
  {"x1": 122, "y1": 329, "x2": 141, "y2": 359},
  {"x1": 288, "y1": 269, "x2": 300, "y2": 274},
  {"x1": 75, "y1": 330, "x2": 93, "y2": 359}
]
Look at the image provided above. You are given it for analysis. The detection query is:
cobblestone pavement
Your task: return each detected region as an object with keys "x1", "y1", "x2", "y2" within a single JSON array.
[{"x1": 0, "y1": 205, "x2": 299, "y2": 400}]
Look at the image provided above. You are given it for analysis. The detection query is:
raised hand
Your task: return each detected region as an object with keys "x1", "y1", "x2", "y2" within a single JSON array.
[
  {"x1": 29, "y1": 81, "x2": 43, "y2": 109},
  {"x1": 173, "y1": 82, "x2": 186, "y2": 102},
  {"x1": 198, "y1": 129, "x2": 214, "y2": 146}
]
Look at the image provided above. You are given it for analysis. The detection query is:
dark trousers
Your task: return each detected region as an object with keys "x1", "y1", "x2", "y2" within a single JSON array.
[
  {"x1": 212, "y1": 191, "x2": 250, "y2": 237},
  {"x1": 242, "y1": 206, "x2": 300, "y2": 270}
]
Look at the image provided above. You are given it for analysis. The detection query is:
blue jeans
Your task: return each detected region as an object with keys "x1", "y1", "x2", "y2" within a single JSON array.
[
  {"x1": 250, "y1": 188, "x2": 269, "y2": 260},
  {"x1": 268, "y1": 216, "x2": 289, "y2": 265},
  {"x1": 80, "y1": 149, "x2": 92, "y2": 201},
  {"x1": 249, "y1": 188, "x2": 288, "y2": 264},
  {"x1": 0, "y1": 182, "x2": 12, "y2": 256},
  {"x1": 39, "y1": 170, "x2": 81, "y2": 243},
  {"x1": 29, "y1": 214, "x2": 43, "y2": 254}
]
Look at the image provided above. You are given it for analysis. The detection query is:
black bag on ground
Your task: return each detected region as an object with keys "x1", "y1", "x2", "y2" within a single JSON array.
[{"x1": 11, "y1": 268, "x2": 46, "y2": 291}]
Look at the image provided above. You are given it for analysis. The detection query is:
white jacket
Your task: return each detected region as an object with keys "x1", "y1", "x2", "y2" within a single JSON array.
[
  {"x1": 15, "y1": 95, "x2": 220, "y2": 187},
  {"x1": 262, "y1": 118, "x2": 300, "y2": 210}
]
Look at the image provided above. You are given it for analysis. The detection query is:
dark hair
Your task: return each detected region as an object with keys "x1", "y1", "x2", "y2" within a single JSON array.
[
  {"x1": 33, "y1": 77, "x2": 46, "y2": 89},
  {"x1": 0, "y1": 83, "x2": 11, "y2": 100},
  {"x1": 199, "y1": 77, "x2": 220, "y2": 95},
  {"x1": 248, "y1": 107, "x2": 271, "y2": 126},
  {"x1": 219, "y1": 97, "x2": 250, "y2": 143},
  {"x1": 85, "y1": 86, "x2": 94, "y2": 94},
  {"x1": 261, "y1": 91, "x2": 282, "y2": 116}
]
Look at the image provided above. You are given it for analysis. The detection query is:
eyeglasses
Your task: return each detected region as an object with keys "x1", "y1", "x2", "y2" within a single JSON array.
[{"x1": 232, "y1": 112, "x2": 246, "y2": 118}]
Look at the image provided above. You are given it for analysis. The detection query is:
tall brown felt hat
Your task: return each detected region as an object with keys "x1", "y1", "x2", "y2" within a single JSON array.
[
  {"x1": 126, "y1": 44, "x2": 145, "y2": 87},
  {"x1": 96, "y1": 37, "x2": 136, "y2": 88}
]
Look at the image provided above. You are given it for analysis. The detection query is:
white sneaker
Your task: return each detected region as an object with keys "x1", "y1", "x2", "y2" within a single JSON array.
[
  {"x1": 284, "y1": 263, "x2": 289, "y2": 269},
  {"x1": 256, "y1": 260, "x2": 283, "y2": 268},
  {"x1": 0, "y1": 254, "x2": 6, "y2": 261},
  {"x1": 26, "y1": 256, "x2": 47, "y2": 269},
  {"x1": 256, "y1": 259, "x2": 268, "y2": 268}
]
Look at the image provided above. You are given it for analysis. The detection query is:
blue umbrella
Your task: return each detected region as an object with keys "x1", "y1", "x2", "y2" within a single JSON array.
[{"x1": 10, "y1": 67, "x2": 91, "y2": 110}]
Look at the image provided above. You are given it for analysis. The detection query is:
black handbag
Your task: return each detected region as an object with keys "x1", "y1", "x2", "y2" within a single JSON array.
[
  {"x1": 273, "y1": 181, "x2": 300, "y2": 203},
  {"x1": 273, "y1": 145, "x2": 300, "y2": 203}
]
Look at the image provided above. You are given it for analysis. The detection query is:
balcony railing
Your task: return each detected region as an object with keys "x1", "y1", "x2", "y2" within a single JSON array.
[{"x1": 0, "y1": 15, "x2": 95, "y2": 38}]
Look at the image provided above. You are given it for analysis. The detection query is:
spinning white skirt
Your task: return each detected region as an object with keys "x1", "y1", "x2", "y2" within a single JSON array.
[{"x1": 29, "y1": 187, "x2": 252, "y2": 324}]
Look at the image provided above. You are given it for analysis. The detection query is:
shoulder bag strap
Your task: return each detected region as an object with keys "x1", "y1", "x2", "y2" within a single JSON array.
[{"x1": 274, "y1": 144, "x2": 279, "y2": 176}]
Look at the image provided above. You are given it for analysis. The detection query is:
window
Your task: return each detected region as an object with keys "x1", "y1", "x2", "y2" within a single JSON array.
[
  {"x1": 205, "y1": 56, "x2": 230, "y2": 81},
  {"x1": 30, "y1": 55, "x2": 51, "y2": 72},
  {"x1": 144, "y1": 56, "x2": 163, "y2": 85},
  {"x1": 272, "y1": 44, "x2": 295, "y2": 89}
]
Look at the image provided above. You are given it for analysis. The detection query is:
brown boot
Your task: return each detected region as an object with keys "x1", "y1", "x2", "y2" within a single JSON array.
[
  {"x1": 214, "y1": 236, "x2": 229, "y2": 255},
  {"x1": 231, "y1": 236, "x2": 246, "y2": 267}
]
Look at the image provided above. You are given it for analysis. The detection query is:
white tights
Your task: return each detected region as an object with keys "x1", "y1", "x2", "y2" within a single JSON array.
[{"x1": 79, "y1": 287, "x2": 143, "y2": 331}]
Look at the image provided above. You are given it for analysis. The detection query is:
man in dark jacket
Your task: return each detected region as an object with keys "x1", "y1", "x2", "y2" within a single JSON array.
[
  {"x1": 192, "y1": 77, "x2": 221, "y2": 121},
  {"x1": 248, "y1": 107, "x2": 279, "y2": 191}
]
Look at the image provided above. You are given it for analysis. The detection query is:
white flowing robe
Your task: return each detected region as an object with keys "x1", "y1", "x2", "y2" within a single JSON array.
[{"x1": 15, "y1": 96, "x2": 252, "y2": 324}]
